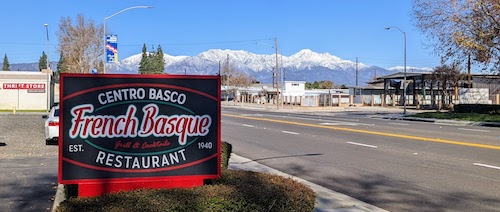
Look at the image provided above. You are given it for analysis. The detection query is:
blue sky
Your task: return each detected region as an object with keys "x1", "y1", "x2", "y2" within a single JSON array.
[{"x1": 0, "y1": 0, "x2": 441, "y2": 69}]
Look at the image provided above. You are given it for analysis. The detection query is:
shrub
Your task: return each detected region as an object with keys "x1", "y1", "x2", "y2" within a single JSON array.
[
  {"x1": 56, "y1": 169, "x2": 316, "y2": 212},
  {"x1": 221, "y1": 141, "x2": 232, "y2": 170},
  {"x1": 454, "y1": 104, "x2": 500, "y2": 114}
]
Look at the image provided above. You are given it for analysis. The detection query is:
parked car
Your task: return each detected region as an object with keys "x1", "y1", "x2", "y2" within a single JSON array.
[{"x1": 43, "y1": 105, "x2": 59, "y2": 145}]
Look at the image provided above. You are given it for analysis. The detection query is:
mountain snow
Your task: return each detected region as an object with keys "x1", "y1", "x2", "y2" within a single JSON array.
[
  {"x1": 106, "y1": 49, "x2": 425, "y2": 86},
  {"x1": 44, "y1": 49, "x2": 429, "y2": 86}
]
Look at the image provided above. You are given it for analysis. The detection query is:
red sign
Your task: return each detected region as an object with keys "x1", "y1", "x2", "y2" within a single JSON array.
[
  {"x1": 59, "y1": 73, "x2": 221, "y2": 196},
  {"x1": 3, "y1": 83, "x2": 46, "y2": 90}
]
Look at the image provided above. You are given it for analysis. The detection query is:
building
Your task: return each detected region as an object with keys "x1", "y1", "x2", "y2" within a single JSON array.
[
  {"x1": 369, "y1": 72, "x2": 500, "y2": 107},
  {"x1": 0, "y1": 70, "x2": 55, "y2": 111}
]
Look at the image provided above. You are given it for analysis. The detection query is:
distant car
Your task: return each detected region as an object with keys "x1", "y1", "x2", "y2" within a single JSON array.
[{"x1": 43, "y1": 105, "x2": 59, "y2": 145}]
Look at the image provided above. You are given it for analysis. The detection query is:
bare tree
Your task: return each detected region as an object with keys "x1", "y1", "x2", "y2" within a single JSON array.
[
  {"x1": 412, "y1": 0, "x2": 500, "y2": 74},
  {"x1": 432, "y1": 64, "x2": 465, "y2": 108},
  {"x1": 222, "y1": 57, "x2": 254, "y2": 102},
  {"x1": 57, "y1": 14, "x2": 103, "y2": 73}
]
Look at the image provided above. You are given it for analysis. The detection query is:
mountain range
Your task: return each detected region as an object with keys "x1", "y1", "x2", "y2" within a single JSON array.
[{"x1": 5, "y1": 49, "x2": 432, "y2": 86}]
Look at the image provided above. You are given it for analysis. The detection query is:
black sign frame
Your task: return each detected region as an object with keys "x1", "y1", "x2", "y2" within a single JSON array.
[{"x1": 58, "y1": 74, "x2": 221, "y2": 184}]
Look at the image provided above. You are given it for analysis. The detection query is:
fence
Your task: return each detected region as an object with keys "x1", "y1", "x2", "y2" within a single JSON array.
[{"x1": 233, "y1": 92, "x2": 500, "y2": 108}]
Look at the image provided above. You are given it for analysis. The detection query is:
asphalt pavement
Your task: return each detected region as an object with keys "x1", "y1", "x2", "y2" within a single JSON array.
[
  {"x1": 2, "y1": 104, "x2": 498, "y2": 212},
  {"x1": 0, "y1": 113, "x2": 59, "y2": 212}
]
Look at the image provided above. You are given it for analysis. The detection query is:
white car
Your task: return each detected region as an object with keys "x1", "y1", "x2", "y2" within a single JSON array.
[{"x1": 43, "y1": 105, "x2": 59, "y2": 145}]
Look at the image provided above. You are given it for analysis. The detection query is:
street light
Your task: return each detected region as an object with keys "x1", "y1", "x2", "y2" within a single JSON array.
[
  {"x1": 44, "y1": 24, "x2": 50, "y2": 112},
  {"x1": 103, "y1": 5, "x2": 154, "y2": 73},
  {"x1": 385, "y1": 26, "x2": 407, "y2": 114},
  {"x1": 44, "y1": 24, "x2": 50, "y2": 70}
]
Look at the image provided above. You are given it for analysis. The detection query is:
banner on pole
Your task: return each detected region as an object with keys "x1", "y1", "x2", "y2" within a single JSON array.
[{"x1": 106, "y1": 35, "x2": 118, "y2": 63}]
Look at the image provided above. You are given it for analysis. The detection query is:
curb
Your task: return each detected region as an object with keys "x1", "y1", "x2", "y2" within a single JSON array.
[
  {"x1": 51, "y1": 184, "x2": 64, "y2": 212},
  {"x1": 228, "y1": 154, "x2": 388, "y2": 212},
  {"x1": 375, "y1": 115, "x2": 500, "y2": 128}
]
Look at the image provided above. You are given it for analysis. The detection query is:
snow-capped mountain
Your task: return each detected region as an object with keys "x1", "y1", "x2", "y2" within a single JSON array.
[
  {"x1": 106, "y1": 49, "x2": 404, "y2": 86},
  {"x1": 5, "y1": 49, "x2": 431, "y2": 86}
]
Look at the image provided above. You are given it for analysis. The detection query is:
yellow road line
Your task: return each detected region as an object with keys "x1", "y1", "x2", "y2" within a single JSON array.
[{"x1": 223, "y1": 113, "x2": 500, "y2": 151}]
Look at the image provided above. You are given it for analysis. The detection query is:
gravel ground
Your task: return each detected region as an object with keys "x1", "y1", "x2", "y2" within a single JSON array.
[{"x1": 0, "y1": 113, "x2": 58, "y2": 158}]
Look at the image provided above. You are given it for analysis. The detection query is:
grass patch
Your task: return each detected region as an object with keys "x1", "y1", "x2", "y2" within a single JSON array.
[
  {"x1": 0, "y1": 110, "x2": 47, "y2": 113},
  {"x1": 56, "y1": 169, "x2": 316, "y2": 212},
  {"x1": 410, "y1": 111, "x2": 500, "y2": 122}
]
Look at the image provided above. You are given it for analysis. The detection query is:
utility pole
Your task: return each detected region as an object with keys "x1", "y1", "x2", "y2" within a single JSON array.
[
  {"x1": 275, "y1": 37, "x2": 279, "y2": 110},
  {"x1": 356, "y1": 57, "x2": 358, "y2": 86},
  {"x1": 280, "y1": 51, "x2": 284, "y2": 109},
  {"x1": 468, "y1": 54, "x2": 471, "y2": 88},
  {"x1": 226, "y1": 54, "x2": 230, "y2": 102},
  {"x1": 218, "y1": 61, "x2": 221, "y2": 75},
  {"x1": 272, "y1": 68, "x2": 275, "y2": 87}
]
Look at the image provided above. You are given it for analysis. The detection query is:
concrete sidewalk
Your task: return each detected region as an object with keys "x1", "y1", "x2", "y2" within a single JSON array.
[
  {"x1": 51, "y1": 153, "x2": 388, "y2": 212},
  {"x1": 229, "y1": 154, "x2": 388, "y2": 212}
]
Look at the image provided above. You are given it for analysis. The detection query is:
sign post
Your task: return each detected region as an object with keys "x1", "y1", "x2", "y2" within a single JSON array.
[{"x1": 58, "y1": 74, "x2": 221, "y2": 197}]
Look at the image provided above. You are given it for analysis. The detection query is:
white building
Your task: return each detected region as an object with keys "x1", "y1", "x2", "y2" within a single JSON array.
[{"x1": 0, "y1": 71, "x2": 55, "y2": 111}]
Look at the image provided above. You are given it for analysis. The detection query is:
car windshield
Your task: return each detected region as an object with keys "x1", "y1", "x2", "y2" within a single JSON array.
[{"x1": 54, "y1": 109, "x2": 59, "y2": 117}]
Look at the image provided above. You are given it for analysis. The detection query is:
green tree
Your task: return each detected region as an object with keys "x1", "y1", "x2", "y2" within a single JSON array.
[
  {"x1": 2, "y1": 54, "x2": 9, "y2": 71},
  {"x1": 139, "y1": 44, "x2": 165, "y2": 74},
  {"x1": 312, "y1": 81, "x2": 320, "y2": 89},
  {"x1": 139, "y1": 44, "x2": 150, "y2": 74},
  {"x1": 39, "y1": 51, "x2": 48, "y2": 70},
  {"x1": 55, "y1": 52, "x2": 69, "y2": 82},
  {"x1": 154, "y1": 45, "x2": 165, "y2": 74},
  {"x1": 57, "y1": 52, "x2": 68, "y2": 73}
]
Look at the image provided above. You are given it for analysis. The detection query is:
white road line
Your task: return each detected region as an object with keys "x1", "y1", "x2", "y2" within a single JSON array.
[
  {"x1": 346, "y1": 142, "x2": 378, "y2": 148},
  {"x1": 388, "y1": 122, "x2": 409, "y2": 126},
  {"x1": 473, "y1": 163, "x2": 500, "y2": 170},
  {"x1": 242, "y1": 124, "x2": 254, "y2": 128},
  {"x1": 458, "y1": 128, "x2": 490, "y2": 133},
  {"x1": 333, "y1": 118, "x2": 360, "y2": 122},
  {"x1": 282, "y1": 131, "x2": 299, "y2": 135},
  {"x1": 319, "y1": 122, "x2": 374, "y2": 126}
]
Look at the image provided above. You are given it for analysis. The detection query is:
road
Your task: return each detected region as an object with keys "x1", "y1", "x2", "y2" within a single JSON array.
[
  {"x1": 222, "y1": 107, "x2": 500, "y2": 211},
  {"x1": 0, "y1": 114, "x2": 58, "y2": 212}
]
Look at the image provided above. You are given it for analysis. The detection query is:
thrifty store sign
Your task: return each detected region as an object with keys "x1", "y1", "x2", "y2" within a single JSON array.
[
  {"x1": 3, "y1": 83, "x2": 46, "y2": 89},
  {"x1": 59, "y1": 74, "x2": 221, "y2": 183}
]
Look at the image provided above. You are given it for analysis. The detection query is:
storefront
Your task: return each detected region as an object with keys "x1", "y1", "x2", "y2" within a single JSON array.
[{"x1": 0, "y1": 70, "x2": 54, "y2": 111}]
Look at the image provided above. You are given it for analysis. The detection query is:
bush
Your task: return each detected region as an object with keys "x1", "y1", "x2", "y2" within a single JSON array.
[
  {"x1": 454, "y1": 104, "x2": 500, "y2": 114},
  {"x1": 65, "y1": 141, "x2": 234, "y2": 198},
  {"x1": 221, "y1": 141, "x2": 232, "y2": 170},
  {"x1": 56, "y1": 169, "x2": 316, "y2": 212}
]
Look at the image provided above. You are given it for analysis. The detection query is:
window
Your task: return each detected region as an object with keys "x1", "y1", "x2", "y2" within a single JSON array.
[{"x1": 291, "y1": 83, "x2": 299, "y2": 86}]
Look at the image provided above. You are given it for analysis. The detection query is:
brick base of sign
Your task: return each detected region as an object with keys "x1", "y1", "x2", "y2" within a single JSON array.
[{"x1": 77, "y1": 179, "x2": 204, "y2": 197}]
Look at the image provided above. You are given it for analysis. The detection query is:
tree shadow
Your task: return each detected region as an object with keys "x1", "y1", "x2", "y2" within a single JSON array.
[
  {"x1": 284, "y1": 163, "x2": 500, "y2": 212},
  {"x1": 0, "y1": 157, "x2": 58, "y2": 212},
  {"x1": 242, "y1": 153, "x2": 323, "y2": 164}
]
